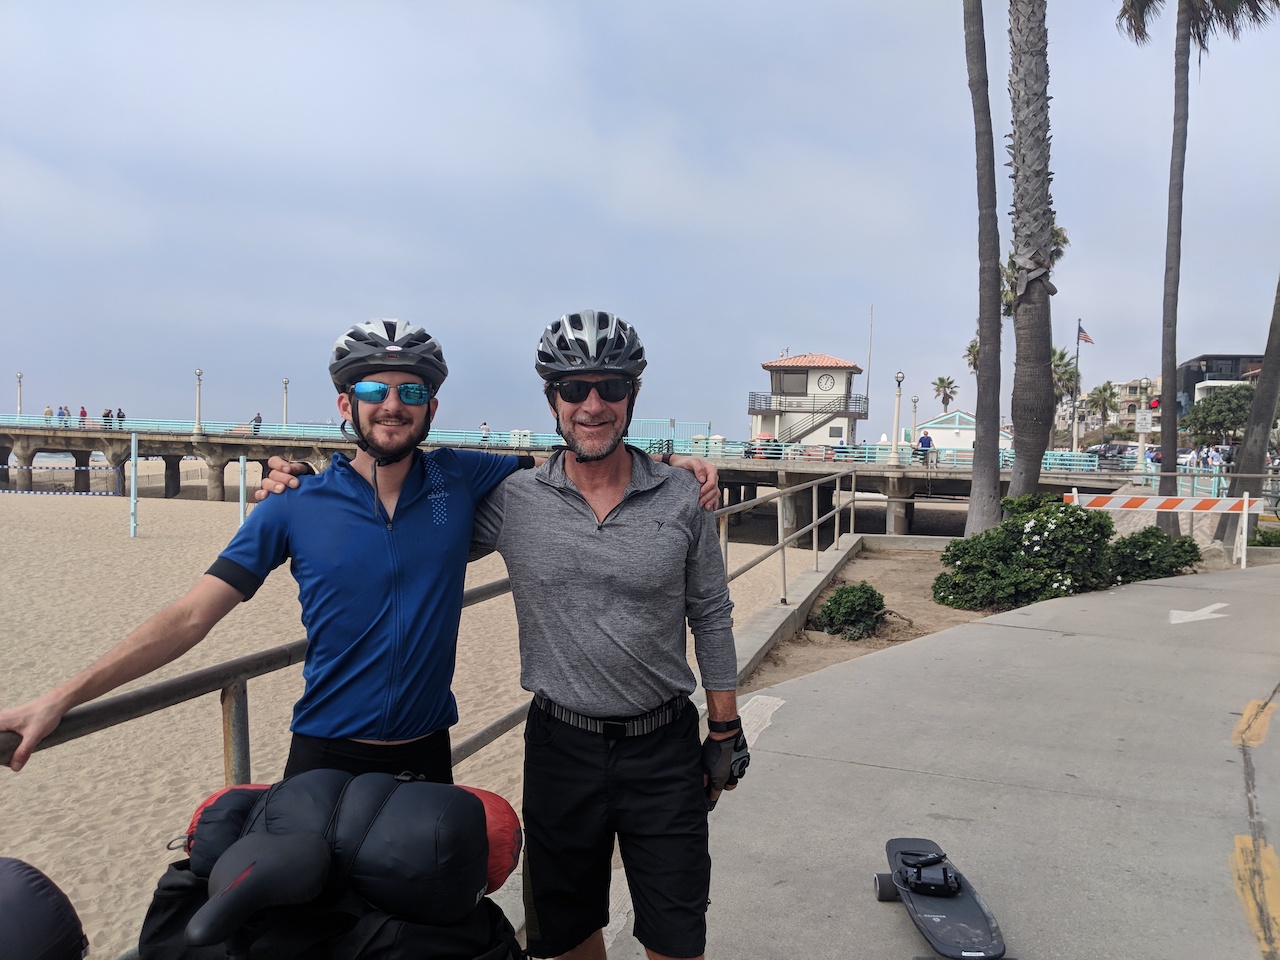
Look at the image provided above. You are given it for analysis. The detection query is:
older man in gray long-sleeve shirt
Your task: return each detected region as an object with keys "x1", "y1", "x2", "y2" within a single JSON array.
[{"x1": 471, "y1": 311, "x2": 749, "y2": 960}]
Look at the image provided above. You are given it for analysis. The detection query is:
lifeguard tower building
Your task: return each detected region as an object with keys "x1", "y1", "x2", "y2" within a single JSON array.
[{"x1": 748, "y1": 353, "x2": 868, "y2": 446}]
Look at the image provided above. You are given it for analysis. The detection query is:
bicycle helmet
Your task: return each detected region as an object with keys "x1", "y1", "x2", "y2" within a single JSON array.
[
  {"x1": 329, "y1": 319, "x2": 448, "y2": 393},
  {"x1": 535, "y1": 311, "x2": 646, "y2": 380}
]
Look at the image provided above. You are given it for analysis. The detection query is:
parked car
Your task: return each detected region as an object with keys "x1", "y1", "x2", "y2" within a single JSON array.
[
  {"x1": 1099, "y1": 442, "x2": 1138, "y2": 461},
  {"x1": 1151, "y1": 446, "x2": 1195, "y2": 464}
]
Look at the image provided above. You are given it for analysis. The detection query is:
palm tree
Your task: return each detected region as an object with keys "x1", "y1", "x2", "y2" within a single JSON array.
[
  {"x1": 1088, "y1": 381, "x2": 1121, "y2": 441},
  {"x1": 1048, "y1": 346, "x2": 1079, "y2": 445},
  {"x1": 964, "y1": 333, "x2": 980, "y2": 375},
  {"x1": 1050, "y1": 347, "x2": 1079, "y2": 406},
  {"x1": 1000, "y1": 226, "x2": 1070, "y2": 317},
  {"x1": 1218, "y1": 273, "x2": 1280, "y2": 543},
  {"x1": 962, "y1": 0, "x2": 1004, "y2": 535},
  {"x1": 1005, "y1": 0, "x2": 1057, "y2": 498},
  {"x1": 1117, "y1": 0, "x2": 1280, "y2": 530},
  {"x1": 932, "y1": 376, "x2": 958, "y2": 413}
]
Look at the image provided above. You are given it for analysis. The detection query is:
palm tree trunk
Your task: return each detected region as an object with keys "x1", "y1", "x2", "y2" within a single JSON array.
[
  {"x1": 1217, "y1": 273, "x2": 1280, "y2": 543},
  {"x1": 1009, "y1": 281, "x2": 1055, "y2": 495},
  {"x1": 1005, "y1": 0, "x2": 1056, "y2": 499},
  {"x1": 1156, "y1": 0, "x2": 1193, "y2": 535}
]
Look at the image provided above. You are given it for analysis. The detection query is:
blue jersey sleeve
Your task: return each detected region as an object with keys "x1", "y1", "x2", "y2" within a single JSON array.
[{"x1": 208, "y1": 493, "x2": 293, "y2": 599}]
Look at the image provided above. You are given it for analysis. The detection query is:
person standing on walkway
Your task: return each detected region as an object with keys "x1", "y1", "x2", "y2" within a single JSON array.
[
  {"x1": 472, "y1": 311, "x2": 748, "y2": 960},
  {"x1": 116, "y1": 408, "x2": 126, "y2": 428},
  {"x1": 78, "y1": 406, "x2": 86, "y2": 427},
  {"x1": 479, "y1": 421, "x2": 491, "y2": 443},
  {"x1": 251, "y1": 412, "x2": 263, "y2": 435},
  {"x1": 43, "y1": 405, "x2": 52, "y2": 425},
  {"x1": 102, "y1": 407, "x2": 113, "y2": 429}
]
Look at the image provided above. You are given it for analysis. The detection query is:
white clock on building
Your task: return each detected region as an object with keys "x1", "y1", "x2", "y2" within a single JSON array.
[{"x1": 817, "y1": 374, "x2": 835, "y2": 391}]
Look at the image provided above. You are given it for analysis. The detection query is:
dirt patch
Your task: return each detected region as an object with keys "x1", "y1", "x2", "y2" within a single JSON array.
[{"x1": 740, "y1": 548, "x2": 984, "y2": 693}]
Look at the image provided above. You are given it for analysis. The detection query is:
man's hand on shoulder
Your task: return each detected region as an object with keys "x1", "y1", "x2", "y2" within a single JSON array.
[{"x1": 253, "y1": 455, "x2": 315, "y2": 502}]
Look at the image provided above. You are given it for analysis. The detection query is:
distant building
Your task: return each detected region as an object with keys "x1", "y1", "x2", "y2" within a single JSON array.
[
  {"x1": 748, "y1": 353, "x2": 867, "y2": 445},
  {"x1": 914, "y1": 410, "x2": 1013, "y2": 451},
  {"x1": 1116, "y1": 376, "x2": 1161, "y2": 432},
  {"x1": 1176, "y1": 354, "x2": 1263, "y2": 415}
]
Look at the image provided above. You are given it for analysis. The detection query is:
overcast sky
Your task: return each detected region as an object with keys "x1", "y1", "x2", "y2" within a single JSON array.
[{"x1": 2, "y1": 2, "x2": 1277, "y2": 443}]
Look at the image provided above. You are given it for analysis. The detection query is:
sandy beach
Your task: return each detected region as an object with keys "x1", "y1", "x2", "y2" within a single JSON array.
[{"x1": 0, "y1": 463, "x2": 818, "y2": 957}]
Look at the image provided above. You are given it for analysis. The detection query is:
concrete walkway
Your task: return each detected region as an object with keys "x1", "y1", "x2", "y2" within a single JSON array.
[{"x1": 617, "y1": 563, "x2": 1280, "y2": 959}]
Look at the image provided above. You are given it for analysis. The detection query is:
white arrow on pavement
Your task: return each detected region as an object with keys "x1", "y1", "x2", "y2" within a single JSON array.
[{"x1": 1169, "y1": 602, "x2": 1230, "y2": 624}]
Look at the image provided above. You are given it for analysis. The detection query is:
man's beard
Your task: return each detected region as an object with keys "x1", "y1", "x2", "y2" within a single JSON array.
[
  {"x1": 360, "y1": 412, "x2": 430, "y2": 463},
  {"x1": 562, "y1": 416, "x2": 626, "y2": 462}
]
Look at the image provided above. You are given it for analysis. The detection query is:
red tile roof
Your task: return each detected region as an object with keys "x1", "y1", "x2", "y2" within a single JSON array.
[{"x1": 761, "y1": 353, "x2": 862, "y2": 372}]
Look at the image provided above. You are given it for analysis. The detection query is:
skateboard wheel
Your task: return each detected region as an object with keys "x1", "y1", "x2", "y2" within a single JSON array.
[{"x1": 874, "y1": 872, "x2": 900, "y2": 902}]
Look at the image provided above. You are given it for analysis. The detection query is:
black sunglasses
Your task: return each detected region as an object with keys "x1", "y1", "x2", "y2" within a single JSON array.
[
  {"x1": 551, "y1": 378, "x2": 633, "y2": 404},
  {"x1": 351, "y1": 381, "x2": 433, "y2": 405}
]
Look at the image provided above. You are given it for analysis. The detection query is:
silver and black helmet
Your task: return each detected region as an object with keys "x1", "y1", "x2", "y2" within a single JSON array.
[
  {"x1": 535, "y1": 311, "x2": 646, "y2": 380},
  {"x1": 329, "y1": 319, "x2": 448, "y2": 393}
]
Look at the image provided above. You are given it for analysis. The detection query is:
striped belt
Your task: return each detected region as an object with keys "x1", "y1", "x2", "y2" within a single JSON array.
[{"x1": 533, "y1": 695, "x2": 685, "y2": 739}]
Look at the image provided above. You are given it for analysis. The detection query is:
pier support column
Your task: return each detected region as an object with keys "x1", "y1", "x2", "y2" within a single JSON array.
[
  {"x1": 10, "y1": 441, "x2": 35, "y2": 492},
  {"x1": 884, "y1": 476, "x2": 915, "y2": 535},
  {"x1": 163, "y1": 455, "x2": 184, "y2": 498},
  {"x1": 776, "y1": 471, "x2": 800, "y2": 539},
  {"x1": 72, "y1": 450, "x2": 92, "y2": 492},
  {"x1": 0, "y1": 444, "x2": 10, "y2": 485},
  {"x1": 723, "y1": 484, "x2": 742, "y2": 525},
  {"x1": 203, "y1": 454, "x2": 231, "y2": 501}
]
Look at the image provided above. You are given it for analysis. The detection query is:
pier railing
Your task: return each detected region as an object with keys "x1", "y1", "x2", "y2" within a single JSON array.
[{"x1": 2, "y1": 414, "x2": 1202, "y2": 474}]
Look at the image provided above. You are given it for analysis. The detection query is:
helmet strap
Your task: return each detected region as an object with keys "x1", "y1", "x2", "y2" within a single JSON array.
[{"x1": 344, "y1": 396, "x2": 432, "y2": 467}]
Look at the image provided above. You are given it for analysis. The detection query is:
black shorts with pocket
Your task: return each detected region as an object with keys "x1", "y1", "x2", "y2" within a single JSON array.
[{"x1": 521, "y1": 697, "x2": 710, "y2": 958}]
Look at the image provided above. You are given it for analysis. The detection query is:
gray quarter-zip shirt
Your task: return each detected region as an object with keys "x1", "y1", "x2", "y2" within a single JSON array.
[{"x1": 471, "y1": 447, "x2": 738, "y2": 718}]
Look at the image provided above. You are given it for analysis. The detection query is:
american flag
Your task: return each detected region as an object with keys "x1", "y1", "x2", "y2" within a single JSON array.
[{"x1": 1077, "y1": 325, "x2": 1095, "y2": 345}]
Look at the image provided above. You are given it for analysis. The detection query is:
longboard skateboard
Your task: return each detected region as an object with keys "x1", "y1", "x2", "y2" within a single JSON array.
[{"x1": 874, "y1": 837, "x2": 1007, "y2": 959}]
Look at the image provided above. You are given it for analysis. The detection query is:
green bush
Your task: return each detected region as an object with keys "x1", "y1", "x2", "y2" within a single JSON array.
[
  {"x1": 815, "y1": 581, "x2": 886, "y2": 640},
  {"x1": 1106, "y1": 526, "x2": 1201, "y2": 585},
  {"x1": 932, "y1": 497, "x2": 1114, "y2": 611},
  {"x1": 1251, "y1": 527, "x2": 1280, "y2": 548}
]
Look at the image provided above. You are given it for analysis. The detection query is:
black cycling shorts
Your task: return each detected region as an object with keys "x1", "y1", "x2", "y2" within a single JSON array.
[
  {"x1": 521, "y1": 699, "x2": 709, "y2": 959},
  {"x1": 282, "y1": 729, "x2": 452, "y2": 782}
]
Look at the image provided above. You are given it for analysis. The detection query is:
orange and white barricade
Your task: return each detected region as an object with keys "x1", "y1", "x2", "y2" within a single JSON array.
[{"x1": 1065, "y1": 489, "x2": 1262, "y2": 569}]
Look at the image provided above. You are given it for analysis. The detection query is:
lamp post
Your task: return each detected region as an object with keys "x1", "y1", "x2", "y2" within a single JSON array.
[
  {"x1": 16, "y1": 371, "x2": 22, "y2": 418},
  {"x1": 889, "y1": 371, "x2": 905, "y2": 465},
  {"x1": 1136, "y1": 376, "x2": 1152, "y2": 474},
  {"x1": 194, "y1": 368, "x2": 204, "y2": 438},
  {"x1": 282, "y1": 378, "x2": 290, "y2": 428},
  {"x1": 911, "y1": 395, "x2": 919, "y2": 447}
]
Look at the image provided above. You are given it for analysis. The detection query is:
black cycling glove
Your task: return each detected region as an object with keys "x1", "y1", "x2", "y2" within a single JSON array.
[{"x1": 702, "y1": 730, "x2": 750, "y2": 811}]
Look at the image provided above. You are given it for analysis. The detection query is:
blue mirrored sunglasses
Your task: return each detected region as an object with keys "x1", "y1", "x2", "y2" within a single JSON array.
[{"x1": 351, "y1": 381, "x2": 433, "y2": 405}]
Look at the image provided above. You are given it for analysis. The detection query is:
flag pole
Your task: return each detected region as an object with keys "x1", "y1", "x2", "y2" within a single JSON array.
[{"x1": 1071, "y1": 319, "x2": 1083, "y2": 452}]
